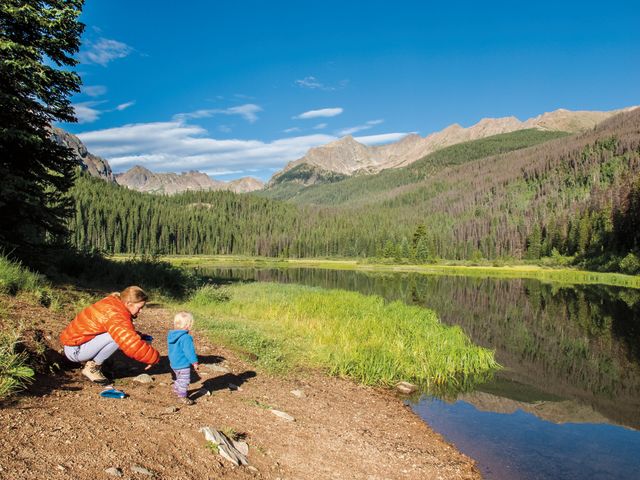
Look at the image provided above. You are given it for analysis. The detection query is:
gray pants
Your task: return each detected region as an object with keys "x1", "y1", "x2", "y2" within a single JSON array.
[{"x1": 63, "y1": 332, "x2": 119, "y2": 365}]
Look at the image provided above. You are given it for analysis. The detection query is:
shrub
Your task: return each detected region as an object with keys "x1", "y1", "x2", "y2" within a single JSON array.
[
  {"x1": 190, "y1": 285, "x2": 232, "y2": 307},
  {"x1": 619, "y1": 253, "x2": 640, "y2": 275}
]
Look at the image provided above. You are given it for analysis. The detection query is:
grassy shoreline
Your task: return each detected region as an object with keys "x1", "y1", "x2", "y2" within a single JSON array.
[
  {"x1": 157, "y1": 254, "x2": 640, "y2": 289},
  {"x1": 181, "y1": 282, "x2": 499, "y2": 391}
]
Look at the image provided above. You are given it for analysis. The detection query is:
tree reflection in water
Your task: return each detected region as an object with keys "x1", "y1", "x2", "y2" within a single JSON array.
[{"x1": 202, "y1": 267, "x2": 640, "y2": 429}]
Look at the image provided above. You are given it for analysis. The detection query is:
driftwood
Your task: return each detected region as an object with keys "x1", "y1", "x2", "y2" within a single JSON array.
[{"x1": 200, "y1": 427, "x2": 249, "y2": 466}]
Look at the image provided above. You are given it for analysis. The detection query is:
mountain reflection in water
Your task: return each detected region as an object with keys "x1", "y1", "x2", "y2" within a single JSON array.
[{"x1": 200, "y1": 266, "x2": 640, "y2": 429}]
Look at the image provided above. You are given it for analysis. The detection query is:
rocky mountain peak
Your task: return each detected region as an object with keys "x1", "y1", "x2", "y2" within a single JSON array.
[{"x1": 50, "y1": 126, "x2": 115, "y2": 182}]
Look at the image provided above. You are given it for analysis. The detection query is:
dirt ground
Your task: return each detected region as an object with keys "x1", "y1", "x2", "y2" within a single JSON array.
[{"x1": 0, "y1": 294, "x2": 481, "y2": 480}]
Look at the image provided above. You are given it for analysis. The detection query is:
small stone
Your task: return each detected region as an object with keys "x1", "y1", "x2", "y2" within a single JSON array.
[
  {"x1": 270, "y1": 409, "x2": 295, "y2": 422},
  {"x1": 202, "y1": 363, "x2": 231, "y2": 373},
  {"x1": 396, "y1": 381, "x2": 417, "y2": 394},
  {"x1": 132, "y1": 374, "x2": 154, "y2": 384},
  {"x1": 56, "y1": 465, "x2": 66, "y2": 471},
  {"x1": 105, "y1": 467, "x2": 123, "y2": 477},
  {"x1": 290, "y1": 389, "x2": 306, "y2": 398},
  {"x1": 164, "y1": 406, "x2": 178, "y2": 414},
  {"x1": 158, "y1": 382, "x2": 168, "y2": 386},
  {"x1": 248, "y1": 465, "x2": 259, "y2": 473},
  {"x1": 131, "y1": 465, "x2": 153, "y2": 476}
]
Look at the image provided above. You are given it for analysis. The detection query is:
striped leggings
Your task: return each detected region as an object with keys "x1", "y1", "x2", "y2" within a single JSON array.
[{"x1": 172, "y1": 368, "x2": 191, "y2": 398}]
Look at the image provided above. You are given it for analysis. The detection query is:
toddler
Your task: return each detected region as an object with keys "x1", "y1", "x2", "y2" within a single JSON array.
[{"x1": 167, "y1": 311, "x2": 199, "y2": 405}]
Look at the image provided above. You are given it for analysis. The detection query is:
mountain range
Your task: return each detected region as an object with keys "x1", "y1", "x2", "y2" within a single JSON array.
[
  {"x1": 52, "y1": 128, "x2": 264, "y2": 194},
  {"x1": 54, "y1": 106, "x2": 636, "y2": 194},
  {"x1": 269, "y1": 107, "x2": 636, "y2": 187}
]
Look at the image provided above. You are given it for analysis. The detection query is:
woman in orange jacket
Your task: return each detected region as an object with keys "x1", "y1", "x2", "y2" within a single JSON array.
[{"x1": 60, "y1": 286, "x2": 160, "y2": 384}]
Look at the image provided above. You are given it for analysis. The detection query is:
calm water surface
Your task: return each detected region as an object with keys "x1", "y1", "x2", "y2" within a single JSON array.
[{"x1": 201, "y1": 266, "x2": 640, "y2": 480}]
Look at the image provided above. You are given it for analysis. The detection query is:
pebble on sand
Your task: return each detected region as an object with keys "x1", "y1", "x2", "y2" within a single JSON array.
[
  {"x1": 132, "y1": 374, "x2": 154, "y2": 384},
  {"x1": 105, "y1": 467, "x2": 123, "y2": 477}
]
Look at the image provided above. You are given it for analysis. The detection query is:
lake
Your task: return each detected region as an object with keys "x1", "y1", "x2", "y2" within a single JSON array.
[{"x1": 200, "y1": 266, "x2": 640, "y2": 480}]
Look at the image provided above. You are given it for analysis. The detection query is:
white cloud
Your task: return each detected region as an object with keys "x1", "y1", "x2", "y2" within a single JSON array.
[
  {"x1": 174, "y1": 103, "x2": 262, "y2": 123},
  {"x1": 218, "y1": 125, "x2": 232, "y2": 133},
  {"x1": 283, "y1": 127, "x2": 301, "y2": 133},
  {"x1": 294, "y1": 108, "x2": 343, "y2": 120},
  {"x1": 73, "y1": 101, "x2": 104, "y2": 123},
  {"x1": 79, "y1": 38, "x2": 133, "y2": 66},
  {"x1": 295, "y1": 76, "x2": 349, "y2": 91},
  {"x1": 116, "y1": 101, "x2": 135, "y2": 111},
  {"x1": 83, "y1": 85, "x2": 107, "y2": 97},
  {"x1": 77, "y1": 119, "x2": 335, "y2": 177},
  {"x1": 338, "y1": 119, "x2": 384, "y2": 136},
  {"x1": 313, "y1": 123, "x2": 328, "y2": 130},
  {"x1": 295, "y1": 76, "x2": 324, "y2": 89},
  {"x1": 355, "y1": 133, "x2": 410, "y2": 145}
]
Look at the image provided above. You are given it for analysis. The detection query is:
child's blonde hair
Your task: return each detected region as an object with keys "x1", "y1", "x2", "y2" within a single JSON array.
[{"x1": 173, "y1": 311, "x2": 194, "y2": 330}]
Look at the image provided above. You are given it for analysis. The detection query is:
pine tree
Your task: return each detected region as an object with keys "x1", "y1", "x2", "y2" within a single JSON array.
[{"x1": 0, "y1": 0, "x2": 84, "y2": 253}]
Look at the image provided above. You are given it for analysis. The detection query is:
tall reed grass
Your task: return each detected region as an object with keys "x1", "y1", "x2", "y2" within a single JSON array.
[
  {"x1": 0, "y1": 331, "x2": 34, "y2": 400},
  {"x1": 186, "y1": 282, "x2": 499, "y2": 390},
  {"x1": 0, "y1": 254, "x2": 42, "y2": 398}
]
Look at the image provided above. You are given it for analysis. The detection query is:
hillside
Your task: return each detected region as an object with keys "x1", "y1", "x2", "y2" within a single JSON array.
[
  {"x1": 268, "y1": 107, "x2": 634, "y2": 188},
  {"x1": 68, "y1": 108, "x2": 640, "y2": 267},
  {"x1": 260, "y1": 129, "x2": 570, "y2": 204}
]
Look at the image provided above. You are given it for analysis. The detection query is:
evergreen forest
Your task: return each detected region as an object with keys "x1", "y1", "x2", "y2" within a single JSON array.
[{"x1": 69, "y1": 108, "x2": 640, "y2": 273}]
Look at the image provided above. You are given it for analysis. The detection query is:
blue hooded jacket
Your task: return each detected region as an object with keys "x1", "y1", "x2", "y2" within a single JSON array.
[{"x1": 167, "y1": 329, "x2": 198, "y2": 370}]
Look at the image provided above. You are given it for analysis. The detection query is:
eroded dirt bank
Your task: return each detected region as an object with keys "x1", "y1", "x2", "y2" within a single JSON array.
[{"x1": 0, "y1": 295, "x2": 481, "y2": 480}]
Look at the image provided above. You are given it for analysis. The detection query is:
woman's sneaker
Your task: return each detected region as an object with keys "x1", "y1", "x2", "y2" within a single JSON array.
[{"x1": 82, "y1": 360, "x2": 108, "y2": 384}]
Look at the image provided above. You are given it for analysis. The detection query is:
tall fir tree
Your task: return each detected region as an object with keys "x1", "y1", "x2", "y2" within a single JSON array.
[{"x1": 0, "y1": 0, "x2": 84, "y2": 254}]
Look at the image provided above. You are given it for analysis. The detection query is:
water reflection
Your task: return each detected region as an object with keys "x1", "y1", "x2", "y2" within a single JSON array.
[
  {"x1": 200, "y1": 266, "x2": 640, "y2": 478},
  {"x1": 201, "y1": 267, "x2": 640, "y2": 429}
]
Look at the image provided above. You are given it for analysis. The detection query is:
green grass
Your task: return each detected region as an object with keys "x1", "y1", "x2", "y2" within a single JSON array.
[
  {"x1": 0, "y1": 255, "x2": 43, "y2": 399},
  {"x1": 0, "y1": 330, "x2": 34, "y2": 400},
  {"x1": 162, "y1": 254, "x2": 640, "y2": 290},
  {"x1": 184, "y1": 282, "x2": 499, "y2": 390},
  {"x1": 0, "y1": 254, "x2": 58, "y2": 307}
]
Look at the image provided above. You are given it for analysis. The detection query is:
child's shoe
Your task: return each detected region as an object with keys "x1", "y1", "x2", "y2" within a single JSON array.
[
  {"x1": 178, "y1": 397, "x2": 194, "y2": 406},
  {"x1": 82, "y1": 360, "x2": 108, "y2": 384}
]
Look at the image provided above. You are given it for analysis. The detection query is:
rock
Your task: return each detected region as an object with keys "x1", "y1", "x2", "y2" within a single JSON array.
[
  {"x1": 202, "y1": 363, "x2": 231, "y2": 374},
  {"x1": 164, "y1": 406, "x2": 178, "y2": 414},
  {"x1": 396, "y1": 381, "x2": 417, "y2": 394},
  {"x1": 200, "y1": 427, "x2": 249, "y2": 466},
  {"x1": 232, "y1": 440, "x2": 249, "y2": 456},
  {"x1": 270, "y1": 409, "x2": 295, "y2": 422},
  {"x1": 105, "y1": 467, "x2": 123, "y2": 477},
  {"x1": 132, "y1": 374, "x2": 154, "y2": 384},
  {"x1": 56, "y1": 465, "x2": 66, "y2": 471},
  {"x1": 290, "y1": 389, "x2": 306, "y2": 398},
  {"x1": 131, "y1": 465, "x2": 153, "y2": 476}
]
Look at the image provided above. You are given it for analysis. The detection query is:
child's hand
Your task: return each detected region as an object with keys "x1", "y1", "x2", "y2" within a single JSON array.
[
  {"x1": 144, "y1": 364, "x2": 153, "y2": 371},
  {"x1": 193, "y1": 362, "x2": 200, "y2": 372}
]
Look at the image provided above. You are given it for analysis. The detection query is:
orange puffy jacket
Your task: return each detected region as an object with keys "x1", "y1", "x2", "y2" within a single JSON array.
[{"x1": 60, "y1": 295, "x2": 160, "y2": 365}]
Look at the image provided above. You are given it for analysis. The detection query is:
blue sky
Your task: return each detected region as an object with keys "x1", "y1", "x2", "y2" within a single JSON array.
[{"x1": 62, "y1": 0, "x2": 640, "y2": 181}]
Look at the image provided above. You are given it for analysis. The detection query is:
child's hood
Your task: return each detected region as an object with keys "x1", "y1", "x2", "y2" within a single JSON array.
[{"x1": 167, "y1": 329, "x2": 190, "y2": 344}]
